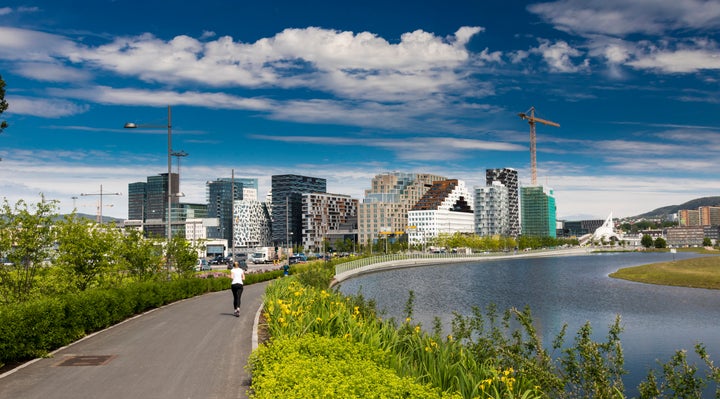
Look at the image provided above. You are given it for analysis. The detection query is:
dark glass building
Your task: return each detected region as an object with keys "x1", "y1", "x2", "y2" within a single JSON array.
[
  {"x1": 271, "y1": 174, "x2": 327, "y2": 247},
  {"x1": 206, "y1": 178, "x2": 254, "y2": 242},
  {"x1": 127, "y1": 172, "x2": 178, "y2": 238}
]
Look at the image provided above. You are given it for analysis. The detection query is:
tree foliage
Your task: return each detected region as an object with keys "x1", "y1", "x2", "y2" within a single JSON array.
[
  {"x1": 0, "y1": 74, "x2": 8, "y2": 132},
  {"x1": 0, "y1": 197, "x2": 58, "y2": 303},
  {"x1": 55, "y1": 215, "x2": 122, "y2": 291},
  {"x1": 641, "y1": 234, "x2": 654, "y2": 248}
]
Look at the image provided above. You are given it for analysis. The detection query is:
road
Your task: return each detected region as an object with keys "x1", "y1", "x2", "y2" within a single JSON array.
[{"x1": 0, "y1": 280, "x2": 268, "y2": 399}]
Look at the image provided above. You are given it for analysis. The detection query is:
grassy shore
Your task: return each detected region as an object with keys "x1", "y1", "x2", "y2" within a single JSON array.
[{"x1": 609, "y1": 252, "x2": 720, "y2": 290}]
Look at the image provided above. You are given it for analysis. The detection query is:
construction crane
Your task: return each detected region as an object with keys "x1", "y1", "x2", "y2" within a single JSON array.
[{"x1": 518, "y1": 107, "x2": 559, "y2": 185}]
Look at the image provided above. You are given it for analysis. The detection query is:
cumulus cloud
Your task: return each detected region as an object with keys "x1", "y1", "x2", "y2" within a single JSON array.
[
  {"x1": 62, "y1": 26, "x2": 484, "y2": 102},
  {"x1": 531, "y1": 39, "x2": 589, "y2": 72}
]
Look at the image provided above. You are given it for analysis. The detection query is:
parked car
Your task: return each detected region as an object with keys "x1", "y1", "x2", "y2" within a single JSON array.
[
  {"x1": 227, "y1": 258, "x2": 247, "y2": 270},
  {"x1": 195, "y1": 259, "x2": 210, "y2": 271},
  {"x1": 288, "y1": 256, "x2": 306, "y2": 265}
]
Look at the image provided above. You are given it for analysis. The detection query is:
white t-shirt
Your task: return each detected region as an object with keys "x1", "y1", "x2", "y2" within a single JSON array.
[{"x1": 230, "y1": 267, "x2": 245, "y2": 285}]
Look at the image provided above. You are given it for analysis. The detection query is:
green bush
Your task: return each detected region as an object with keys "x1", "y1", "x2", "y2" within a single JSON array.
[
  {"x1": 249, "y1": 334, "x2": 459, "y2": 399},
  {"x1": 0, "y1": 276, "x2": 229, "y2": 365}
]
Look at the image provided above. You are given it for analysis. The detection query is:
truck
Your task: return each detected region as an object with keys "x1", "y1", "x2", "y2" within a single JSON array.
[{"x1": 249, "y1": 247, "x2": 275, "y2": 264}]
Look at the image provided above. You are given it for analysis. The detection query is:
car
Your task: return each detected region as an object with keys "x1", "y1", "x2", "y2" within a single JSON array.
[
  {"x1": 227, "y1": 258, "x2": 247, "y2": 270},
  {"x1": 288, "y1": 256, "x2": 306, "y2": 265},
  {"x1": 195, "y1": 259, "x2": 210, "y2": 271}
]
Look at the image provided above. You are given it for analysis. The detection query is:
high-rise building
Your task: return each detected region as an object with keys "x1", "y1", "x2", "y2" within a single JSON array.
[
  {"x1": 127, "y1": 172, "x2": 178, "y2": 238},
  {"x1": 485, "y1": 168, "x2": 519, "y2": 237},
  {"x1": 475, "y1": 181, "x2": 509, "y2": 236},
  {"x1": 678, "y1": 209, "x2": 701, "y2": 227},
  {"x1": 302, "y1": 193, "x2": 358, "y2": 252},
  {"x1": 271, "y1": 174, "x2": 327, "y2": 247},
  {"x1": 407, "y1": 179, "x2": 474, "y2": 245},
  {"x1": 206, "y1": 178, "x2": 257, "y2": 242},
  {"x1": 699, "y1": 206, "x2": 720, "y2": 226},
  {"x1": 359, "y1": 172, "x2": 446, "y2": 245},
  {"x1": 520, "y1": 185, "x2": 556, "y2": 237}
]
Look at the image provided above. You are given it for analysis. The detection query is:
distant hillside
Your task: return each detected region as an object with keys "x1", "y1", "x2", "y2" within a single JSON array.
[
  {"x1": 633, "y1": 196, "x2": 720, "y2": 219},
  {"x1": 54, "y1": 213, "x2": 125, "y2": 224}
]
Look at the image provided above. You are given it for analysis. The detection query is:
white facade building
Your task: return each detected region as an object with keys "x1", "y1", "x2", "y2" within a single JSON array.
[
  {"x1": 408, "y1": 179, "x2": 474, "y2": 246},
  {"x1": 232, "y1": 192, "x2": 272, "y2": 249},
  {"x1": 474, "y1": 181, "x2": 510, "y2": 236}
]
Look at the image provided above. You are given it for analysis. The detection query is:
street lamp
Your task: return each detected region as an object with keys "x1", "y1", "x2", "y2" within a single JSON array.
[{"x1": 124, "y1": 105, "x2": 174, "y2": 276}]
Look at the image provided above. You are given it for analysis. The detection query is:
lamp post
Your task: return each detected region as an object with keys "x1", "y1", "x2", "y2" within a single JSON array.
[{"x1": 125, "y1": 105, "x2": 174, "y2": 276}]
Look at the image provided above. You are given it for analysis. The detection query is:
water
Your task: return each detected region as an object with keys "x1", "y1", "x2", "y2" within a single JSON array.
[{"x1": 337, "y1": 251, "x2": 720, "y2": 396}]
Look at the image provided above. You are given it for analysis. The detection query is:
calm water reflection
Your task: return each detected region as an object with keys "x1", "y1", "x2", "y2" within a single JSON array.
[{"x1": 338, "y1": 252, "x2": 720, "y2": 396}]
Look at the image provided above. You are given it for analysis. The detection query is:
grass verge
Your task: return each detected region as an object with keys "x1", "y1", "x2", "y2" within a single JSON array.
[{"x1": 609, "y1": 254, "x2": 720, "y2": 290}]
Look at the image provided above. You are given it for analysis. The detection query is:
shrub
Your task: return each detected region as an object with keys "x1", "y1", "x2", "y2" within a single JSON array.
[{"x1": 249, "y1": 334, "x2": 458, "y2": 399}]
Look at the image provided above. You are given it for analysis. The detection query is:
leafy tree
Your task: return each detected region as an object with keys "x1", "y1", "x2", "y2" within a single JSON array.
[
  {"x1": 117, "y1": 228, "x2": 163, "y2": 281},
  {"x1": 0, "y1": 196, "x2": 59, "y2": 303},
  {"x1": 655, "y1": 237, "x2": 667, "y2": 249},
  {"x1": 167, "y1": 235, "x2": 198, "y2": 277},
  {"x1": 641, "y1": 234, "x2": 654, "y2": 248},
  {"x1": 654, "y1": 237, "x2": 667, "y2": 249},
  {"x1": 702, "y1": 237, "x2": 712, "y2": 247},
  {"x1": 0, "y1": 74, "x2": 8, "y2": 133},
  {"x1": 55, "y1": 214, "x2": 120, "y2": 291}
]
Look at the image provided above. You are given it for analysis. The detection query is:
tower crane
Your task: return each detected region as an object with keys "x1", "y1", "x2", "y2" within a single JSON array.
[{"x1": 518, "y1": 107, "x2": 559, "y2": 185}]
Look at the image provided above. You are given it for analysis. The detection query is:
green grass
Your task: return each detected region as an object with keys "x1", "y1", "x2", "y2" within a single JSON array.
[{"x1": 609, "y1": 254, "x2": 720, "y2": 290}]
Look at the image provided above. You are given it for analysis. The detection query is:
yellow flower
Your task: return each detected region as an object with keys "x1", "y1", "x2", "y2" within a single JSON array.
[{"x1": 414, "y1": 326, "x2": 421, "y2": 334}]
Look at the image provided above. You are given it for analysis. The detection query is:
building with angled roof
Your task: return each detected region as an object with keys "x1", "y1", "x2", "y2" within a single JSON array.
[
  {"x1": 358, "y1": 172, "x2": 446, "y2": 246},
  {"x1": 407, "y1": 179, "x2": 474, "y2": 246}
]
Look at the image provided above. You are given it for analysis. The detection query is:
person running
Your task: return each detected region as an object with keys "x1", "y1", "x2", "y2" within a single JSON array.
[{"x1": 230, "y1": 261, "x2": 245, "y2": 317}]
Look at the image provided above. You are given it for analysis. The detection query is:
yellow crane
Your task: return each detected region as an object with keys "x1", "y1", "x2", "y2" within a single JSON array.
[{"x1": 518, "y1": 107, "x2": 559, "y2": 185}]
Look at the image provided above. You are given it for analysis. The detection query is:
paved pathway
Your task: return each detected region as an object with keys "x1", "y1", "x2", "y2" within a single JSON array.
[{"x1": 0, "y1": 280, "x2": 268, "y2": 399}]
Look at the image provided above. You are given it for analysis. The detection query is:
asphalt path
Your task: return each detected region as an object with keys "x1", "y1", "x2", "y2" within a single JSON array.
[{"x1": 0, "y1": 280, "x2": 269, "y2": 399}]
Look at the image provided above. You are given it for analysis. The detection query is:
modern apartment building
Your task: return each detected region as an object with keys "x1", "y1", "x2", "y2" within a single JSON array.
[
  {"x1": 474, "y1": 181, "x2": 509, "y2": 236},
  {"x1": 699, "y1": 206, "x2": 720, "y2": 226},
  {"x1": 520, "y1": 185, "x2": 557, "y2": 238},
  {"x1": 407, "y1": 179, "x2": 474, "y2": 245},
  {"x1": 302, "y1": 193, "x2": 358, "y2": 252},
  {"x1": 485, "y1": 168, "x2": 519, "y2": 237},
  {"x1": 271, "y1": 174, "x2": 327, "y2": 247},
  {"x1": 358, "y1": 172, "x2": 446, "y2": 245},
  {"x1": 678, "y1": 209, "x2": 701, "y2": 227},
  {"x1": 126, "y1": 172, "x2": 179, "y2": 238}
]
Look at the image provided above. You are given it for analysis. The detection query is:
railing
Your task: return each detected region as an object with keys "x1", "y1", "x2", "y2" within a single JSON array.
[{"x1": 333, "y1": 247, "x2": 591, "y2": 285}]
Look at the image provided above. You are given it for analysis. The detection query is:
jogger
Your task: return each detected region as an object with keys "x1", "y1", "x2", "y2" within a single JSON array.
[{"x1": 230, "y1": 261, "x2": 245, "y2": 317}]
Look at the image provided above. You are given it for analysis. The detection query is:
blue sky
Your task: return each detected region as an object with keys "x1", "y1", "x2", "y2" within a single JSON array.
[{"x1": 1, "y1": 0, "x2": 719, "y2": 220}]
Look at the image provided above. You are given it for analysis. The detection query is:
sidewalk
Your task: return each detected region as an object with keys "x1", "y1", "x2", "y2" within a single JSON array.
[{"x1": 0, "y1": 280, "x2": 269, "y2": 399}]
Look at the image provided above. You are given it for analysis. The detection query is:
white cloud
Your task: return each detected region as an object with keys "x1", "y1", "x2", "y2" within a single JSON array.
[
  {"x1": 0, "y1": 7, "x2": 11, "y2": 15},
  {"x1": 0, "y1": 27, "x2": 78, "y2": 62},
  {"x1": 528, "y1": 0, "x2": 720, "y2": 37},
  {"x1": 6, "y1": 96, "x2": 89, "y2": 118},
  {"x1": 531, "y1": 39, "x2": 589, "y2": 72},
  {"x1": 13, "y1": 61, "x2": 91, "y2": 82},
  {"x1": 60, "y1": 26, "x2": 484, "y2": 102},
  {"x1": 52, "y1": 86, "x2": 272, "y2": 111},
  {"x1": 628, "y1": 48, "x2": 720, "y2": 73}
]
